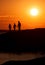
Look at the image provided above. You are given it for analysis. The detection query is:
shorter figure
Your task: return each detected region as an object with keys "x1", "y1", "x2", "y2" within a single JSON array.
[
  {"x1": 18, "y1": 21, "x2": 21, "y2": 31},
  {"x1": 8, "y1": 24, "x2": 11, "y2": 31},
  {"x1": 13, "y1": 23, "x2": 16, "y2": 31}
]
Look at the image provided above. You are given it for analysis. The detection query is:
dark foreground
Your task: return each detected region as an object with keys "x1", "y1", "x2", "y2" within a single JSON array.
[
  {"x1": 2, "y1": 57, "x2": 45, "y2": 65},
  {"x1": 0, "y1": 28, "x2": 45, "y2": 53}
]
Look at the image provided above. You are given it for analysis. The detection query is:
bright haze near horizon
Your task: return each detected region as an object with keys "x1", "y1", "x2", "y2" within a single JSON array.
[{"x1": 0, "y1": 0, "x2": 45, "y2": 30}]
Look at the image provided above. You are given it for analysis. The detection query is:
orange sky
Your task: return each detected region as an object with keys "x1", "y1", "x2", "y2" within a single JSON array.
[{"x1": 0, "y1": 0, "x2": 45, "y2": 30}]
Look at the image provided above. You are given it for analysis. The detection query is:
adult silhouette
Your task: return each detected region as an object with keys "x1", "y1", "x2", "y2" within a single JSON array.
[
  {"x1": 13, "y1": 23, "x2": 16, "y2": 31},
  {"x1": 8, "y1": 24, "x2": 11, "y2": 31},
  {"x1": 18, "y1": 21, "x2": 21, "y2": 31}
]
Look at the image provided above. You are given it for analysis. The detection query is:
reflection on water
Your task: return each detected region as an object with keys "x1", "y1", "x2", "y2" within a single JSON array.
[
  {"x1": 0, "y1": 32, "x2": 6, "y2": 34},
  {"x1": 0, "y1": 52, "x2": 45, "y2": 64}
]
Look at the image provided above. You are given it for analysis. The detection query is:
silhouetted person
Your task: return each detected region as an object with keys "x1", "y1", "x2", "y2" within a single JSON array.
[
  {"x1": 13, "y1": 23, "x2": 16, "y2": 31},
  {"x1": 8, "y1": 24, "x2": 11, "y2": 31},
  {"x1": 18, "y1": 21, "x2": 21, "y2": 31}
]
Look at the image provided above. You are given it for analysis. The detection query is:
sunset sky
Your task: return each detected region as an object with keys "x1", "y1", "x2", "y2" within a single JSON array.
[{"x1": 0, "y1": 0, "x2": 45, "y2": 30}]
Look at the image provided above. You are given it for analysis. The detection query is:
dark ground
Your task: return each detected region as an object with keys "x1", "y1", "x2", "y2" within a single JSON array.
[{"x1": 0, "y1": 28, "x2": 45, "y2": 53}]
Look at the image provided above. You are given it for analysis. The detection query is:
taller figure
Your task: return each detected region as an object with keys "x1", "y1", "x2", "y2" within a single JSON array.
[{"x1": 18, "y1": 21, "x2": 21, "y2": 31}]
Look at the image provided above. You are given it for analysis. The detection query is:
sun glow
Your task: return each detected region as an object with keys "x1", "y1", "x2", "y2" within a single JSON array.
[{"x1": 30, "y1": 8, "x2": 39, "y2": 16}]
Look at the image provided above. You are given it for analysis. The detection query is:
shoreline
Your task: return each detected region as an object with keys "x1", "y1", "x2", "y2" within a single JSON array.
[{"x1": 0, "y1": 52, "x2": 45, "y2": 64}]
